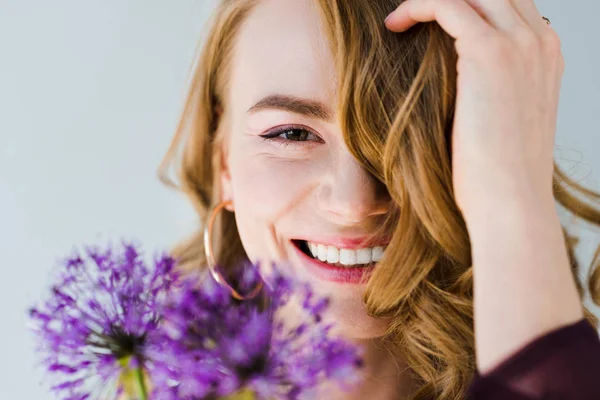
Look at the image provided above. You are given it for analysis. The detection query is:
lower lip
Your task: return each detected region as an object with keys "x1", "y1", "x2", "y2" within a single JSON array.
[{"x1": 291, "y1": 242, "x2": 376, "y2": 284}]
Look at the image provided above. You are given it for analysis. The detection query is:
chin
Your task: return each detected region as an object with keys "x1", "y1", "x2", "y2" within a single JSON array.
[
  {"x1": 321, "y1": 295, "x2": 391, "y2": 340},
  {"x1": 245, "y1": 237, "x2": 391, "y2": 338},
  {"x1": 289, "y1": 266, "x2": 390, "y2": 339}
]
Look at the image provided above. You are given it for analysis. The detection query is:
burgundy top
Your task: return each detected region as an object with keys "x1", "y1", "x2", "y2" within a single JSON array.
[{"x1": 466, "y1": 318, "x2": 600, "y2": 399}]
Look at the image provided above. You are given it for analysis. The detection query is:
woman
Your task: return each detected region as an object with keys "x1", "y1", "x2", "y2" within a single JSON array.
[{"x1": 158, "y1": 0, "x2": 600, "y2": 398}]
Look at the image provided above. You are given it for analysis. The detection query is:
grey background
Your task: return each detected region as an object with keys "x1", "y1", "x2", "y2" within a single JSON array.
[{"x1": 0, "y1": 1, "x2": 598, "y2": 399}]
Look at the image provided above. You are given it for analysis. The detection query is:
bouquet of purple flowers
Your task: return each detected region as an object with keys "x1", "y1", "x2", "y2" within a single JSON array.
[{"x1": 29, "y1": 240, "x2": 363, "y2": 400}]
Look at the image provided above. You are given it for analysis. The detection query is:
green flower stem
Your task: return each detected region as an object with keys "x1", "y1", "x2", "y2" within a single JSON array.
[
  {"x1": 222, "y1": 388, "x2": 256, "y2": 400},
  {"x1": 134, "y1": 367, "x2": 148, "y2": 400}
]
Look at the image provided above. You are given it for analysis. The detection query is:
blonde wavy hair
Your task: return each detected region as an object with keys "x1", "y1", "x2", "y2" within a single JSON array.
[{"x1": 157, "y1": 0, "x2": 600, "y2": 398}]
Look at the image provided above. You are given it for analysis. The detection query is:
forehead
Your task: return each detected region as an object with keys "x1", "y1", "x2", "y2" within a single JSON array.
[{"x1": 228, "y1": 0, "x2": 337, "y2": 112}]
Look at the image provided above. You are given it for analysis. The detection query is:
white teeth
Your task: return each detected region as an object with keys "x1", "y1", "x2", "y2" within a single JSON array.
[
  {"x1": 356, "y1": 248, "x2": 372, "y2": 264},
  {"x1": 326, "y1": 246, "x2": 339, "y2": 263},
  {"x1": 372, "y1": 246, "x2": 384, "y2": 262},
  {"x1": 309, "y1": 242, "x2": 317, "y2": 257},
  {"x1": 339, "y1": 249, "x2": 356, "y2": 266},
  {"x1": 317, "y1": 244, "x2": 328, "y2": 262},
  {"x1": 304, "y1": 241, "x2": 386, "y2": 267}
]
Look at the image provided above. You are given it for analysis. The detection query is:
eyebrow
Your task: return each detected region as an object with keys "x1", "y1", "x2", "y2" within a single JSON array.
[{"x1": 247, "y1": 94, "x2": 334, "y2": 122}]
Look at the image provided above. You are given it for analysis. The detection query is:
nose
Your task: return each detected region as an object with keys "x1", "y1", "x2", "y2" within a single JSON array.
[{"x1": 318, "y1": 151, "x2": 389, "y2": 224}]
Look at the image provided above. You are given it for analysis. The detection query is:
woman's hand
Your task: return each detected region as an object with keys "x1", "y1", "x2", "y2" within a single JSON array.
[
  {"x1": 385, "y1": 0, "x2": 584, "y2": 374},
  {"x1": 386, "y1": 0, "x2": 561, "y2": 216}
]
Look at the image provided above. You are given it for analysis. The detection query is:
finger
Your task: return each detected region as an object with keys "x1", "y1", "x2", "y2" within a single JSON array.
[
  {"x1": 385, "y1": 0, "x2": 493, "y2": 39},
  {"x1": 509, "y1": 0, "x2": 552, "y2": 36},
  {"x1": 464, "y1": 0, "x2": 529, "y2": 32}
]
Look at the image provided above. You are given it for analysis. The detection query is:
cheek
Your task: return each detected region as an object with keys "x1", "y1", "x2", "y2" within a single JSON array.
[{"x1": 228, "y1": 149, "x2": 317, "y2": 260}]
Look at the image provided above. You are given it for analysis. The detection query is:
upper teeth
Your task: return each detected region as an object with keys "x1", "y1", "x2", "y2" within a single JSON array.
[{"x1": 307, "y1": 241, "x2": 385, "y2": 266}]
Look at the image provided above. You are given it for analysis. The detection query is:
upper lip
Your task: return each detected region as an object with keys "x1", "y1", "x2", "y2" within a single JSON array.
[{"x1": 293, "y1": 236, "x2": 390, "y2": 250}]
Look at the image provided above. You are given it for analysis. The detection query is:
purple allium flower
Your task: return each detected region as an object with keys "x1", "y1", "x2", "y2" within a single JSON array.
[
  {"x1": 151, "y1": 261, "x2": 364, "y2": 400},
  {"x1": 29, "y1": 239, "x2": 178, "y2": 400}
]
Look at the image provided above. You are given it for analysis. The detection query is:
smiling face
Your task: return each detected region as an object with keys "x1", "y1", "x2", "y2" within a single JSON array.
[{"x1": 218, "y1": 0, "x2": 392, "y2": 338}]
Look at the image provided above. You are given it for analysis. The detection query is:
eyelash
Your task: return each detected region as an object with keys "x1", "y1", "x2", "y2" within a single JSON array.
[{"x1": 259, "y1": 125, "x2": 324, "y2": 148}]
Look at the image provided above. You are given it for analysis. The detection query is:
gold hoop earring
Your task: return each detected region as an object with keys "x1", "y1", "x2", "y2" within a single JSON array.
[{"x1": 203, "y1": 200, "x2": 263, "y2": 300}]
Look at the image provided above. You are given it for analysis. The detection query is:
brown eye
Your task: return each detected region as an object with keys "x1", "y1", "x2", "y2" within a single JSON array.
[
  {"x1": 260, "y1": 126, "x2": 323, "y2": 144},
  {"x1": 282, "y1": 128, "x2": 309, "y2": 141}
]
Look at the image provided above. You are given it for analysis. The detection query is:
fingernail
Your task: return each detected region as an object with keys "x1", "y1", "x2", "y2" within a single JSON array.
[{"x1": 385, "y1": 13, "x2": 393, "y2": 23}]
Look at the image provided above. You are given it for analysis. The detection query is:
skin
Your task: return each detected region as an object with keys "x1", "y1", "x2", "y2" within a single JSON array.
[
  {"x1": 218, "y1": 1, "x2": 411, "y2": 397},
  {"x1": 220, "y1": 0, "x2": 390, "y2": 337},
  {"x1": 219, "y1": 0, "x2": 585, "y2": 397}
]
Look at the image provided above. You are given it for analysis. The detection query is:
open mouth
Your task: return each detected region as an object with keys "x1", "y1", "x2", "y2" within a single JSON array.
[
  {"x1": 291, "y1": 239, "x2": 384, "y2": 268},
  {"x1": 294, "y1": 239, "x2": 313, "y2": 257}
]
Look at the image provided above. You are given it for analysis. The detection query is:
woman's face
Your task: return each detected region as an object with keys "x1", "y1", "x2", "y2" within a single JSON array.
[{"x1": 220, "y1": 0, "x2": 392, "y2": 339}]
